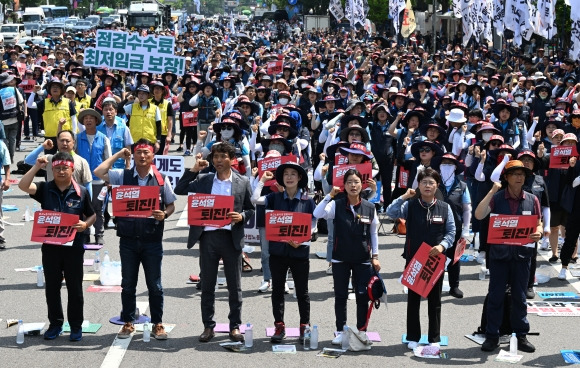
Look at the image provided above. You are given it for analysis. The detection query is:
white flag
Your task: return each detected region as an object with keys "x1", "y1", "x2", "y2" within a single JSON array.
[
  {"x1": 452, "y1": 0, "x2": 462, "y2": 18},
  {"x1": 329, "y1": 0, "x2": 345, "y2": 21},
  {"x1": 401, "y1": 0, "x2": 416, "y2": 38},
  {"x1": 351, "y1": 0, "x2": 366, "y2": 27},
  {"x1": 345, "y1": 0, "x2": 353, "y2": 26},
  {"x1": 493, "y1": 0, "x2": 505, "y2": 37},
  {"x1": 194, "y1": 0, "x2": 200, "y2": 14},
  {"x1": 537, "y1": 0, "x2": 557, "y2": 39},
  {"x1": 389, "y1": 0, "x2": 406, "y2": 35},
  {"x1": 461, "y1": 0, "x2": 474, "y2": 46},
  {"x1": 570, "y1": 1, "x2": 580, "y2": 60},
  {"x1": 504, "y1": 0, "x2": 533, "y2": 47}
]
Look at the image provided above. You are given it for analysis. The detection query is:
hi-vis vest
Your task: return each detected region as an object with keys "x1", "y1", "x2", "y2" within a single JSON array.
[
  {"x1": 150, "y1": 98, "x2": 169, "y2": 136},
  {"x1": 129, "y1": 103, "x2": 157, "y2": 143},
  {"x1": 75, "y1": 94, "x2": 92, "y2": 110},
  {"x1": 43, "y1": 97, "x2": 72, "y2": 137}
]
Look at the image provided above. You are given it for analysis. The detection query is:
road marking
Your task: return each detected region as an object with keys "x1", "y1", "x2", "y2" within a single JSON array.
[
  {"x1": 176, "y1": 204, "x2": 188, "y2": 228},
  {"x1": 538, "y1": 251, "x2": 580, "y2": 295},
  {"x1": 100, "y1": 301, "x2": 149, "y2": 368}
]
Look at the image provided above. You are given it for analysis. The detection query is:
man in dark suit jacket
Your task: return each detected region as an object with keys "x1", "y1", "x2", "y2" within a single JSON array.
[{"x1": 175, "y1": 141, "x2": 254, "y2": 343}]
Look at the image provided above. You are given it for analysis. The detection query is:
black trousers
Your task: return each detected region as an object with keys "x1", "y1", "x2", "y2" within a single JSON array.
[
  {"x1": 270, "y1": 254, "x2": 310, "y2": 325},
  {"x1": 332, "y1": 262, "x2": 373, "y2": 331},
  {"x1": 199, "y1": 230, "x2": 242, "y2": 330},
  {"x1": 42, "y1": 244, "x2": 85, "y2": 329},
  {"x1": 561, "y1": 206, "x2": 580, "y2": 267},
  {"x1": 445, "y1": 234, "x2": 462, "y2": 288},
  {"x1": 406, "y1": 273, "x2": 444, "y2": 343},
  {"x1": 376, "y1": 156, "x2": 394, "y2": 206}
]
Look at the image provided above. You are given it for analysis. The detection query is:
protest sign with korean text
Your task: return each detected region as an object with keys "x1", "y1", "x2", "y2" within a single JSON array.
[
  {"x1": 487, "y1": 214, "x2": 538, "y2": 246},
  {"x1": 332, "y1": 163, "x2": 372, "y2": 189},
  {"x1": 188, "y1": 193, "x2": 234, "y2": 228},
  {"x1": 265, "y1": 210, "x2": 312, "y2": 243},
  {"x1": 19, "y1": 79, "x2": 35, "y2": 93},
  {"x1": 112, "y1": 186, "x2": 159, "y2": 218},
  {"x1": 334, "y1": 153, "x2": 348, "y2": 165},
  {"x1": 84, "y1": 30, "x2": 186, "y2": 75},
  {"x1": 401, "y1": 242, "x2": 446, "y2": 298},
  {"x1": 549, "y1": 145, "x2": 578, "y2": 169},
  {"x1": 267, "y1": 60, "x2": 283, "y2": 74},
  {"x1": 453, "y1": 237, "x2": 467, "y2": 264},
  {"x1": 31, "y1": 210, "x2": 78, "y2": 246},
  {"x1": 152, "y1": 155, "x2": 185, "y2": 189},
  {"x1": 182, "y1": 111, "x2": 198, "y2": 127},
  {"x1": 257, "y1": 154, "x2": 298, "y2": 176}
]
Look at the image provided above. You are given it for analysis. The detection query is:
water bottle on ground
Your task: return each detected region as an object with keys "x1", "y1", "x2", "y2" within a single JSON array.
[
  {"x1": 341, "y1": 325, "x2": 349, "y2": 350},
  {"x1": 244, "y1": 323, "x2": 253, "y2": 348},
  {"x1": 509, "y1": 332, "x2": 517, "y2": 355},
  {"x1": 16, "y1": 320, "x2": 24, "y2": 344},
  {"x1": 143, "y1": 317, "x2": 150, "y2": 342},
  {"x1": 23, "y1": 206, "x2": 33, "y2": 221},
  {"x1": 94, "y1": 251, "x2": 100, "y2": 272},
  {"x1": 103, "y1": 251, "x2": 110, "y2": 264},
  {"x1": 303, "y1": 325, "x2": 311, "y2": 350},
  {"x1": 310, "y1": 325, "x2": 319, "y2": 350},
  {"x1": 37, "y1": 267, "x2": 44, "y2": 287}
]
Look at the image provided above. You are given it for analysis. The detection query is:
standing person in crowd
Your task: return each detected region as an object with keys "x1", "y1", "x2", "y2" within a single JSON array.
[
  {"x1": 252, "y1": 162, "x2": 316, "y2": 343},
  {"x1": 174, "y1": 142, "x2": 254, "y2": 343},
  {"x1": 19, "y1": 152, "x2": 96, "y2": 341},
  {"x1": 189, "y1": 82, "x2": 221, "y2": 133},
  {"x1": 124, "y1": 85, "x2": 163, "y2": 153},
  {"x1": 97, "y1": 98, "x2": 133, "y2": 169},
  {"x1": 94, "y1": 141, "x2": 176, "y2": 340},
  {"x1": 475, "y1": 160, "x2": 542, "y2": 353},
  {"x1": 0, "y1": 137, "x2": 10, "y2": 249},
  {"x1": 149, "y1": 81, "x2": 174, "y2": 154},
  {"x1": 314, "y1": 169, "x2": 381, "y2": 345},
  {"x1": 0, "y1": 72, "x2": 24, "y2": 161},
  {"x1": 386, "y1": 168, "x2": 455, "y2": 349}
]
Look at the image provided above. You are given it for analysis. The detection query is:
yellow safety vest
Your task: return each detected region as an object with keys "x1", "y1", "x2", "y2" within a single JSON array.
[
  {"x1": 129, "y1": 103, "x2": 157, "y2": 143},
  {"x1": 75, "y1": 94, "x2": 92, "y2": 110},
  {"x1": 150, "y1": 98, "x2": 169, "y2": 136},
  {"x1": 43, "y1": 97, "x2": 72, "y2": 137}
]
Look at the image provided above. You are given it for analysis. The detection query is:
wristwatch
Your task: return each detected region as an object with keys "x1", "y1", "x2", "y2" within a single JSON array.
[{"x1": 163, "y1": 211, "x2": 168, "y2": 219}]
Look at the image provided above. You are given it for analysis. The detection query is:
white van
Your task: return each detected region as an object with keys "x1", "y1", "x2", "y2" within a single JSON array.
[
  {"x1": 22, "y1": 7, "x2": 45, "y2": 23},
  {"x1": 0, "y1": 24, "x2": 27, "y2": 45}
]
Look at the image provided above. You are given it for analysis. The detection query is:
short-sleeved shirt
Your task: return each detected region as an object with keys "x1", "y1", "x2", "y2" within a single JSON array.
[
  {"x1": 45, "y1": 153, "x2": 93, "y2": 185},
  {"x1": 0, "y1": 140, "x2": 11, "y2": 185},
  {"x1": 123, "y1": 103, "x2": 162, "y2": 122}
]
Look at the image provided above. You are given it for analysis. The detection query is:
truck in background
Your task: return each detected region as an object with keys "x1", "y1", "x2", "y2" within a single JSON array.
[
  {"x1": 127, "y1": 0, "x2": 171, "y2": 32},
  {"x1": 22, "y1": 7, "x2": 45, "y2": 23},
  {"x1": 303, "y1": 15, "x2": 330, "y2": 32}
]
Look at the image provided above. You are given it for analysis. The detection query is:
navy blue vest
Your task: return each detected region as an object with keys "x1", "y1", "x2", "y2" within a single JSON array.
[
  {"x1": 332, "y1": 198, "x2": 375, "y2": 263},
  {"x1": 404, "y1": 199, "x2": 449, "y2": 264}
]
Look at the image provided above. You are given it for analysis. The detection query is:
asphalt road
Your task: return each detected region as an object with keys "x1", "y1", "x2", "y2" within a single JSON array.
[{"x1": 1, "y1": 138, "x2": 579, "y2": 368}]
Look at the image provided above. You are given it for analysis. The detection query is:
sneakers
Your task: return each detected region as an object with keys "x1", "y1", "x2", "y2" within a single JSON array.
[
  {"x1": 449, "y1": 287, "x2": 464, "y2": 298},
  {"x1": 476, "y1": 251, "x2": 486, "y2": 264},
  {"x1": 271, "y1": 322, "x2": 286, "y2": 343},
  {"x1": 284, "y1": 282, "x2": 290, "y2": 294},
  {"x1": 70, "y1": 328, "x2": 82, "y2": 342},
  {"x1": 517, "y1": 336, "x2": 536, "y2": 353},
  {"x1": 430, "y1": 342, "x2": 440, "y2": 348},
  {"x1": 481, "y1": 337, "x2": 499, "y2": 352},
  {"x1": 43, "y1": 325, "x2": 63, "y2": 340},
  {"x1": 176, "y1": 146, "x2": 183, "y2": 152},
  {"x1": 558, "y1": 268, "x2": 568, "y2": 280},
  {"x1": 152, "y1": 323, "x2": 168, "y2": 340},
  {"x1": 326, "y1": 265, "x2": 333, "y2": 275},
  {"x1": 184, "y1": 150, "x2": 191, "y2": 156},
  {"x1": 331, "y1": 332, "x2": 343, "y2": 345},
  {"x1": 298, "y1": 323, "x2": 309, "y2": 343},
  {"x1": 117, "y1": 322, "x2": 135, "y2": 339},
  {"x1": 549, "y1": 255, "x2": 559, "y2": 263},
  {"x1": 95, "y1": 235, "x2": 104, "y2": 245},
  {"x1": 258, "y1": 280, "x2": 270, "y2": 293},
  {"x1": 539, "y1": 238, "x2": 549, "y2": 250},
  {"x1": 407, "y1": 341, "x2": 418, "y2": 350},
  {"x1": 526, "y1": 287, "x2": 535, "y2": 299}
]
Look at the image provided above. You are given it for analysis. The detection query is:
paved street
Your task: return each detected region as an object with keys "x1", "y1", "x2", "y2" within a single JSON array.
[{"x1": 1, "y1": 139, "x2": 579, "y2": 367}]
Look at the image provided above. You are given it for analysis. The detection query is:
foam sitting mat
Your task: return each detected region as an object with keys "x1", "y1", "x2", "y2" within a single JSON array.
[{"x1": 402, "y1": 334, "x2": 448, "y2": 346}]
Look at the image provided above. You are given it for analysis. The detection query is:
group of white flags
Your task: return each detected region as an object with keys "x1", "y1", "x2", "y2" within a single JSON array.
[
  {"x1": 329, "y1": 0, "x2": 367, "y2": 28},
  {"x1": 571, "y1": 1, "x2": 580, "y2": 61}
]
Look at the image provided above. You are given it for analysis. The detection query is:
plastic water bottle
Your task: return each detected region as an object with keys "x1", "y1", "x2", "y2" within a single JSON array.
[
  {"x1": 97, "y1": 186, "x2": 108, "y2": 201},
  {"x1": 310, "y1": 325, "x2": 319, "y2": 350},
  {"x1": 23, "y1": 206, "x2": 33, "y2": 221},
  {"x1": 93, "y1": 251, "x2": 100, "y2": 272},
  {"x1": 244, "y1": 323, "x2": 253, "y2": 348},
  {"x1": 467, "y1": 245, "x2": 475, "y2": 261},
  {"x1": 103, "y1": 251, "x2": 110, "y2": 264},
  {"x1": 479, "y1": 260, "x2": 486, "y2": 280},
  {"x1": 509, "y1": 332, "x2": 517, "y2": 355},
  {"x1": 341, "y1": 325, "x2": 349, "y2": 350},
  {"x1": 303, "y1": 325, "x2": 311, "y2": 350},
  {"x1": 37, "y1": 268, "x2": 44, "y2": 287},
  {"x1": 16, "y1": 320, "x2": 24, "y2": 344},
  {"x1": 143, "y1": 317, "x2": 150, "y2": 342}
]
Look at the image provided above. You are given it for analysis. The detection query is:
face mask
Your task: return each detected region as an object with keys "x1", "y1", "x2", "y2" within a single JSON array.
[
  {"x1": 221, "y1": 129, "x2": 234, "y2": 140},
  {"x1": 440, "y1": 164, "x2": 456, "y2": 186},
  {"x1": 482, "y1": 132, "x2": 493, "y2": 141},
  {"x1": 500, "y1": 92, "x2": 508, "y2": 98},
  {"x1": 269, "y1": 142, "x2": 285, "y2": 154},
  {"x1": 279, "y1": 98, "x2": 289, "y2": 105},
  {"x1": 432, "y1": 77, "x2": 438, "y2": 83},
  {"x1": 70, "y1": 78, "x2": 78, "y2": 85},
  {"x1": 301, "y1": 83, "x2": 308, "y2": 89},
  {"x1": 515, "y1": 96, "x2": 524, "y2": 103}
]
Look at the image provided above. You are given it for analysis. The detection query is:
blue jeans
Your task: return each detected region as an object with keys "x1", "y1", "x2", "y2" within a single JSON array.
[{"x1": 119, "y1": 238, "x2": 164, "y2": 324}]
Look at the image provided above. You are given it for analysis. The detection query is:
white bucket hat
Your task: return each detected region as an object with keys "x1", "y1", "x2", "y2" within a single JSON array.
[{"x1": 447, "y1": 108, "x2": 467, "y2": 123}]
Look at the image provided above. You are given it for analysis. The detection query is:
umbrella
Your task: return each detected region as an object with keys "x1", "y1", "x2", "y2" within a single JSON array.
[
  {"x1": 233, "y1": 32, "x2": 252, "y2": 43},
  {"x1": 374, "y1": 36, "x2": 390, "y2": 48}
]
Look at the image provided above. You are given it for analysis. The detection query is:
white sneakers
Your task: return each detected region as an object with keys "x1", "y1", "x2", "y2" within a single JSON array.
[
  {"x1": 332, "y1": 332, "x2": 342, "y2": 345},
  {"x1": 407, "y1": 341, "x2": 418, "y2": 349},
  {"x1": 258, "y1": 280, "x2": 270, "y2": 293},
  {"x1": 558, "y1": 268, "x2": 568, "y2": 280},
  {"x1": 539, "y1": 238, "x2": 550, "y2": 250},
  {"x1": 430, "y1": 342, "x2": 440, "y2": 348},
  {"x1": 284, "y1": 282, "x2": 290, "y2": 294},
  {"x1": 476, "y1": 251, "x2": 486, "y2": 264},
  {"x1": 326, "y1": 265, "x2": 333, "y2": 275}
]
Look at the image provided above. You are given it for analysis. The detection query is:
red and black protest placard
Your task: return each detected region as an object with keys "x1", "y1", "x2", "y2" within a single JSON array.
[
  {"x1": 453, "y1": 237, "x2": 467, "y2": 265},
  {"x1": 265, "y1": 210, "x2": 312, "y2": 243},
  {"x1": 401, "y1": 242, "x2": 446, "y2": 298},
  {"x1": 334, "y1": 153, "x2": 348, "y2": 165},
  {"x1": 31, "y1": 210, "x2": 78, "y2": 246},
  {"x1": 266, "y1": 60, "x2": 283, "y2": 74},
  {"x1": 112, "y1": 186, "x2": 159, "y2": 218},
  {"x1": 182, "y1": 111, "x2": 198, "y2": 127},
  {"x1": 487, "y1": 214, "x2": 538, "y2": 246},
  {"x1": 257, "y1": 155, "x2": 298, "y2": 176},
  {"x1": 398, "y1": 166, "x2": 410, "y2": 189},
  {"x1": 550, "y1": 145, "x2": 578, "y2": 169},
  {"x1": 188, "y1": 193, "x2": 234, "y2": 228},
  {"x1": 332, "y1": 163, "x2": 372, "y2": 189},
  {"x1": 19, "y1": 79, "x2": 35, "y2": 94}
]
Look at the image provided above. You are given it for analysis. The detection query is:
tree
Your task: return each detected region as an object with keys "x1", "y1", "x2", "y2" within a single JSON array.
[{"x1": 366, "y1": 0, "x2": 390, "y2": 26}]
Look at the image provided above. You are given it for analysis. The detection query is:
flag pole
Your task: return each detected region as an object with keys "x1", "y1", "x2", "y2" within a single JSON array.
[{"x1": 432, "y1": 0, "x2": 437, "y2": 53}]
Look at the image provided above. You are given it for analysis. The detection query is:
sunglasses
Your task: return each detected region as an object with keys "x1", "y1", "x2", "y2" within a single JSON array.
[
  {"x1": 489, "y1": 141, "x2": 501, "y2": 147},
  {"x1": 276, "y1": 127, "x2": 290, "y2": 132},
  {"x1": 419, "y1": 147, "x2": 432, "y2": 153},
  {"x1": 222, "y1": 126, "x2": 234, "y2": 131}
]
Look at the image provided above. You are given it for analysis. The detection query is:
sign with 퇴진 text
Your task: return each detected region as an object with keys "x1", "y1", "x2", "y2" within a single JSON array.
[
  {"x1": 265, "y1": 210, "x2": 311, "y2": 243},
  {"x1": 401, "y1": 242, "x2": 446, "y2": 298},
  {"x1": 188, "y1": 193, "x2": 234, "y2": 228},
  {"x1": 487, "y1": 214, "x2": 538, "y2": 246},
  {"x1": 332, "y1": 162, "x2": 372, "y2": 189},
  {"x1": 112, "y1": 186, "x2": 159, "y2": 218},
  {"x1": 31, "y1": 210, "x2": 78, "y2": 246}
]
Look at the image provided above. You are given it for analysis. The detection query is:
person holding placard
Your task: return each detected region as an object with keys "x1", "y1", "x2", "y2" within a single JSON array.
[
  {"x1": 313, "y1": 168, "x2": 380, "y2": 346},
  {"x1": 174, "y1": 141, "x2": 254, "y2": 344},
  {"x1": 93, "y1": 140, "x2": 176, "y2": 341},
  {"x1": 18, "y1": 152, "x2": 96, "y2": 342},
  {"x1": 386, "y1": 168, "x2": 455, "y2": 350},
  {"x1": 252, "y1": 161, "x2": 316, "y2": 343},
  {"x1": 475, "y1": 160, "x2": 542, "y2": 353}
]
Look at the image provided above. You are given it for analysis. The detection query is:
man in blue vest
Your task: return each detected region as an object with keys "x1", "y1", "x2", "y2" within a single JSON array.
[
  {"x1": 97, "y1": 98, "x2": 133, "y2": 169},
  {"x1": 75, "y1": 108, "x2": 111, "y2": 245},
  {"x1": 94, "y1": 140, "x2": 176, "y2": 341},
  {"x1": 475, "y1": 160, "x2": 543, "y2": 353}
]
